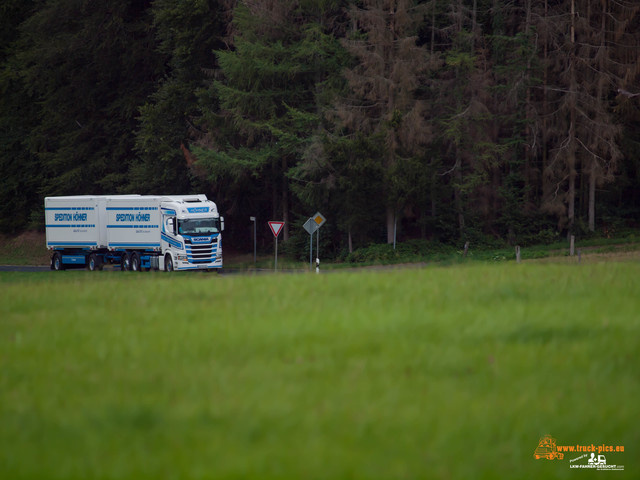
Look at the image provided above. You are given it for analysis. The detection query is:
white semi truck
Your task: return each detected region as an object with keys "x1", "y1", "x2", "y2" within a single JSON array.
[{"x1": 45, "y1": 194, "x2": 224, "y2": 272}]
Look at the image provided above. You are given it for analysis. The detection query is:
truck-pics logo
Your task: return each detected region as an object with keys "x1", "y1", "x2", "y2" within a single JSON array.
[
  {"x1": 534, "y1": 435, "x2": 625, "y2": 471},
  {"x1": 534, "y1": 435, "x2": 564, "y2": 460}
]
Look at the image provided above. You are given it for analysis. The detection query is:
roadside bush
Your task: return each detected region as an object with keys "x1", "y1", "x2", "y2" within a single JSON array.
[
  {"x1": 518, "y1": 228, "x2": 561, "y2": 247},
  {"x1": 345, "y1": 240, "x2": 457, "y2": 264}
]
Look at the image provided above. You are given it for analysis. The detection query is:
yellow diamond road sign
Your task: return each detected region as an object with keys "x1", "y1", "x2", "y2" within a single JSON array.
[{"x1": 313, "y1": 212, "x2": 326, "y2": 227}]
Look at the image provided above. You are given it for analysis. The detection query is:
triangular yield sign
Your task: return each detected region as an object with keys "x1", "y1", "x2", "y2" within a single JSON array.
[{"x1": 268, "y1": 221, "x2": 285, "y2": 238}]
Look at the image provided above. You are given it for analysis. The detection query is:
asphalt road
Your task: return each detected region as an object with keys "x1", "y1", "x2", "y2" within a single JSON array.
[
  {"x1": 0, "y1": 265, "x2": 305, "y2": 274},
  {"x1": 0, "y1": 265, "x2": 51, "y2": 272},
  {"x1": 0, "y1": 263, "x2": 427, "y2": 274}
]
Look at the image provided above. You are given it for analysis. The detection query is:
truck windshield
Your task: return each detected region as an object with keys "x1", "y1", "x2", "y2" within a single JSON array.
[{"x1": 178, "y1": 218, "x2": 220, "y2": 235}]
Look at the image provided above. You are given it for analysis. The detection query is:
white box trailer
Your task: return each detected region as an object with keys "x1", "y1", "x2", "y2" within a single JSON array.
[
  {"x1": 45, "y1": 195, "x2": 224, "y2": 272},
  {"x1": 105, "y1": 196, "x2": 162, "y2": 251}
]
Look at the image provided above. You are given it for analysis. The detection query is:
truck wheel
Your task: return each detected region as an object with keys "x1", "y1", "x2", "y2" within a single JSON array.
[
  {"x1": 121, "y1": 253, "x2": 131, "y2": 271},
  {"x1": 131, "y1": 252, "x2": 141, "y2": 272},
  {"x1": 164, "y1": 254, "x2": 174, "y2": 272},
  {"x1": 52, "y1": 252, "x2": 65, "y2": 271},
  {"x1": 87, "y1": 254, "x2": 100, "y2": 271}
]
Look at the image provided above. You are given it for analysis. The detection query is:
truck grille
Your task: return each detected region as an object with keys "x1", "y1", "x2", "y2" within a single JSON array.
[{"x1": 185, "y1": 240, "x2": 218, "y2": 263}]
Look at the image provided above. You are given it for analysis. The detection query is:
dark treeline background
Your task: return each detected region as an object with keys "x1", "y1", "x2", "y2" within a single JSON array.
[{"x1": 2, "y1": 0, "x2": 639, "y2": 257}]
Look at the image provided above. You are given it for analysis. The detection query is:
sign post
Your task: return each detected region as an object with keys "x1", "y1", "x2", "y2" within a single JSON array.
[
  {"x1": 268, "y1": 221, "x2": 285, "y2": 271},
  {"x1": 312, "y1": 212, "x2": 326, "y2": 272},
  {"x1": 250, "y1": 216, "x2": 256, "y2": 266},
  {"x1": 303, "y1": 212, "x2": 326, "y2": 272},
  {"x1": 303, "y1": 218, "x2": 319, "y2": 270}
]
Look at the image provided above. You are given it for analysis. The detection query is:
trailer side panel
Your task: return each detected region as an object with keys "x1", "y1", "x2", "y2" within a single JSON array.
[
  {"x1": 45, "y1": 196, "x2": 104, "y2": 249},
  {"x1": 105, "y1": 197, "x2": 162, "y2": 250}
]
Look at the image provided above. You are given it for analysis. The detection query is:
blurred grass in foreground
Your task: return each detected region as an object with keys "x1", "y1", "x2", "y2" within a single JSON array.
[{"x1": 1, "y1": 263, "x2": 638, "y2": 479}]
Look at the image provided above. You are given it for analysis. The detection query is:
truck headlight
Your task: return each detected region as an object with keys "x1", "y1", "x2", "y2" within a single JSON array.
[{"x1": 177, "y1": 254, "x2": 188, "y2": 261}]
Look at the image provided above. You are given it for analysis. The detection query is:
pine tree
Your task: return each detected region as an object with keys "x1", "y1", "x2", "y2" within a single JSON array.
[
  {"x1": 194, "y1": 0, "x2": 347, "y2": 241},
  {"x1": 537, "y1": 0, "x2": 630, "y2": 235},
  {"x1": 485, "y1": 0, "x2": 541, "y2": 242},
  {"x1": 335, "y1": 0, "x2": 432, "y2": 244},
  {"x1": 132, "y1": 0, "x2": 234, "y2": 194},
  {"x1": 430, "y1": 0, "x2": 494, "y2": 239},
  {"x1": 0, "y1": 0, "x2": 40, "y2": 232},
  {"x1": 15, "y1": 0, "x2": 163, "y2": 197}
]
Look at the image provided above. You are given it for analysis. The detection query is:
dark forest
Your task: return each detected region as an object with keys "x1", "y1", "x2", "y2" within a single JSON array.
[{"x1": 2, "y1": 0, "x2": 639, "y2": 256}]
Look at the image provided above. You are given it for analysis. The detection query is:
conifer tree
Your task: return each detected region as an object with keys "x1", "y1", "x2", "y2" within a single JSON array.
[
  {"x1": 194, "y1": 0, "x2": 347, "y2": 241},
  {"x1": 537, "y1": 0, "x2": 631, "y2": 234},
  {"x1": 132, "y1": 0, "x2": 234, "y2": 194},
  {"x1": 0, "y1": 0, "x2": 39, "y2": 232},
  {"x1": 15, "y1": 0, "x2": 163, "y2": 197},
  {"x1": 431, "y1": 0, "x2": 493, "y2": 239},
  {"x1": 335, "y1": 0, "x2": 432, "y2": 244}
]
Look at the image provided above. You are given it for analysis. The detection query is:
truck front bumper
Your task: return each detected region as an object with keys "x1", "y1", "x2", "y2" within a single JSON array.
[{"x1": 174, "y1": 257, "x2": 223, "y2": 271}]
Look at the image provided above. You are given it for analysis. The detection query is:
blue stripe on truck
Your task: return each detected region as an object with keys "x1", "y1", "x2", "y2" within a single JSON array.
[
  {"x1": 48, "y1": 242, "x2": 97, "y2": 246},
  {"x1": 45, "y1": 224, "x2": 96, "y2": 228},
  {"x1": 45, "y1": 207, "x2": 95, "y2": 210},
  {"x1": 108, "y1": 243, "x2": 161, "y2": 248},
  {"x1": 106, "y1": 225, "x2": 159, "y2": 228},
  {"x1": 106, "y1": 207, "x2": 158, "y2": 210},
  {"x1": 160, "y1": 233, "x2": 182, "y2": 249}
]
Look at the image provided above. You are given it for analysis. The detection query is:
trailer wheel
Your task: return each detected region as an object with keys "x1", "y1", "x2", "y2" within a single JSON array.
[
  {"x1": 87, "y1": 254, "x2": 101, "y2": 271},
  {"x1": 130, "y1": 252, "x2": 141, "y2": 272},
  {"x1": 52, "y1": 252, "x2": 65, "y2": 271},
  {"x1": 164, "y1": 254, "x2": 174, "y2": 272}
]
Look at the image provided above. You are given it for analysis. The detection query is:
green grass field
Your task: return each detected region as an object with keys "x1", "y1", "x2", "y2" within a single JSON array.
[{"x1": 1, "y1": 263, "x2": 638, "y2": 479}]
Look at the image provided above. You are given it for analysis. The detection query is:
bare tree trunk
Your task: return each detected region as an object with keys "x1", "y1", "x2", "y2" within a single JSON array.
[
  {"x1": 541, "y1": 0, "x2": 550, "y2": 206},
  {"x1": 431, "y1": 186, "x2": 437, "y2": 218},
  {"x1": 282, "y1": 156, "x2": 289, "y2": 241},
  {"x1": 385, "y1": 2, "x2": 397, "y2": 244},
  {"x1": 568, "y1": 123, "x2": 576, "y2": 234},
  {"x1": 455, "y1": 157, "x2": 464, "y2": 237},
  {"x1": 272, "y1": 159, "x2": 278, "y2": 220},
  {"x1": 588, "y1": 165, "x2": 596, "y2": 231},
  {"x1": 472, "y1": 0, "x2": 477, "y2": 36},
  {"x1": 567, "y1": 0, "x2": 577, "y2": 235},
  {"x1": 386, "y1": 206, "x2": 394, "y2": 244},
  {"x1": 568, "y1": 174, "x2": 576, "y2": 231},
  {"x1": 570, "y1": 0, "x2": 576, "y2": 45},
  {"x1": 524, "y1": 0, "x2": 533, "y2": 206},
  {"x1": 587, "y1": 0, "x2": 605, "y2": 233},
  {"x1": 430, "y1": 3, "x2": 435, "y2": 57}
]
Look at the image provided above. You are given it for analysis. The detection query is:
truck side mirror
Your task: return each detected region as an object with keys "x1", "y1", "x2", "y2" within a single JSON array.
[
  {"x1": 167, "y1": 218, "x2": 175, "y2": 234},
  {"x1": 220, "y1": 216, "x2": 225, "y2": 231}
]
